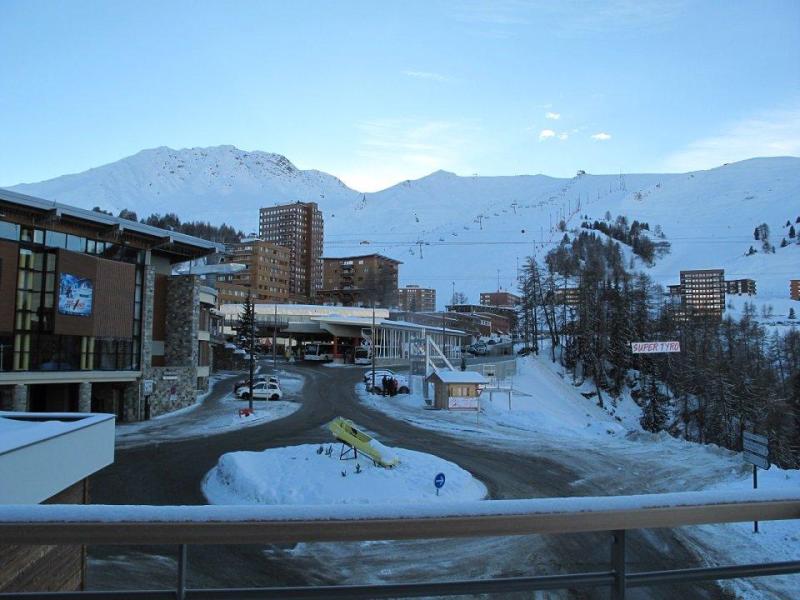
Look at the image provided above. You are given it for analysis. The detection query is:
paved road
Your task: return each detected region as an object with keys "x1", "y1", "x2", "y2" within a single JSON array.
[{"x1": 89, "y1": 363, "x2": 730, "y2": 599}]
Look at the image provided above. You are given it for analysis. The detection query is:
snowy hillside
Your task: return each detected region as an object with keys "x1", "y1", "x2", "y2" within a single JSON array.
[
  {"x1": 6, "y1": 147, "x2": 799, "y2": 311},
  {"x1": 7, "y1": 146, "x2": 360, "y2": 230}
]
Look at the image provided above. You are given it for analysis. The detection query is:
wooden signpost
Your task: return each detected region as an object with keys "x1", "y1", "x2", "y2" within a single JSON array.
[{"x1": 742, "y1": 431, "x2": 769, "y2": 533}]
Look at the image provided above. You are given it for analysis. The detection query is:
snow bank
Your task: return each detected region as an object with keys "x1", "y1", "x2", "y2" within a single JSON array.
[{"x1": 202, "y1": 444, "x2": 487, "y2": 506}]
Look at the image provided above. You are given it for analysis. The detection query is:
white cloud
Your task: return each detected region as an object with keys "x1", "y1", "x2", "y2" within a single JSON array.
[
  {"x1": 538, "y1": 129, "x2": 556, "y2": 141},
  {"x1": 591, "y1": 132, "x2": 612, "y2": 141},
  {"x1": 403, "y1": 70, "x2": 452, "y2": 83},
  {"x1": 661, "y1": 106, "x2": 800, "y2": 172},
  {"x1": 545, "y1": 111, "x2": 561, "y2": 120},
  {"x1": 558, "y1": 133, "x2": 569, "y2": 140}
]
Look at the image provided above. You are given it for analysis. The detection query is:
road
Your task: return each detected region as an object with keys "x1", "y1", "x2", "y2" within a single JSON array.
[{"x1": 89, "y1": 362, "x2": 732, "y2": 599}]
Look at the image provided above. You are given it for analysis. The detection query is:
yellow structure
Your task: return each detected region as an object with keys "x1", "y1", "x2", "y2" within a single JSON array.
[{"x1": 327, "y1": 417, "x2": 399, "y2": 468}]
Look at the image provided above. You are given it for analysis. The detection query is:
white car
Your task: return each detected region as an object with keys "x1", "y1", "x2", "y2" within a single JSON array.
[
  {"x1": 364, "y1": 370, "x2": 410, "y2": 394},
  {"x1": 236, "y1": 381, "x2": 283, "y2": 401},
  {"x1": 363, "y1": 369, "x2": 395, "y2": 384}
]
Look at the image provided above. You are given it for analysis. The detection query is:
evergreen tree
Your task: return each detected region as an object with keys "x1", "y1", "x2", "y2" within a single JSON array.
[
  {"x1": 790, "y1": 308, "x2": 796, "y2": 320},
  {"x1": 236, "y1": 295, "x2": 256, "y2": 409},
  {"x1": 640, "y1": 377, "x2": 668, "y2": 432},
  {"x1": 790, "y1": 225, "x2": 796, "y2": 238}
]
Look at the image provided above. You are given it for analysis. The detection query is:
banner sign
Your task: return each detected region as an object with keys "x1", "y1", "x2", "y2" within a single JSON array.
[
  {"x1": 631, "y1": 341, "x2": 680, "y2": 354},
  {"x1": 448, "y1": 397, "x2": 479, "y2": 410},
  {"x1": 58, "y1": 273, "x2": 94, "y2": 317}
]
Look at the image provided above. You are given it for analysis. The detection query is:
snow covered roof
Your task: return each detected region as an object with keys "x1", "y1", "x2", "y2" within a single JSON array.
[
  {"x1": 0, "y1": 412, "x2": 115, "y2": 504},
  {"x1": 428, "y1": 370, "x2": 487, "y2": 384},
  {"x1": 175, "y1": 262, "x2": 247, "y2": 276}
]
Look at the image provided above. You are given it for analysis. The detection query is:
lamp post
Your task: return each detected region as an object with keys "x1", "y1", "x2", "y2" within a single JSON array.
[
  {"x1": 247, "y1": 296, "x2": 255, "y2": 412},
  {"x1": 371, "y1": 299, "x2": 376, "y2": 392},
  {"x1": 272, "y1": 304, "x2": 278, "y2": 368}
]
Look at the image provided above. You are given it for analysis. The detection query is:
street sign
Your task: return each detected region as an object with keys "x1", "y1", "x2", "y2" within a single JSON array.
[
  {"x1": 743, "y1": 450, "x2": 769, "y2": 470},
  {"x1": 742, "y1": 430, "x2": 770, "y2": 534},
  {"x1": 434, "y1": 472, "x2": 446, "y2": 489},
  {"x1": 743, "y1": 438, "x2": 768, "y2": 457},
  {"x1": 743, "y1": 431, "x2": 768, "y2": 446},
  {"x1": 631, "y1": 341, "x2": 680, "y2": 354}
]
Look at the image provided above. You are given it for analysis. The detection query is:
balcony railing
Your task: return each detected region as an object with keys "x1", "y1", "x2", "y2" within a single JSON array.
[{"x1": 0, "y1": 489, "x2": 798, "y2": 599}]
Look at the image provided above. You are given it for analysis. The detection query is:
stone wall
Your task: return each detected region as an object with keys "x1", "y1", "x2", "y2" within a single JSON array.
[
  {"x1": 165, "y1": 275, "x2": 199, "y2": 367},
  {"x1": 143, "y1": 366, "x2": 198, "y2": 418}
]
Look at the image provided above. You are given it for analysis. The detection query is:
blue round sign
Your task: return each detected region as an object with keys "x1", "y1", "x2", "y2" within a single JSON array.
[{"x1": 434, "y1": 473, "x2": 446, "y2": 489}]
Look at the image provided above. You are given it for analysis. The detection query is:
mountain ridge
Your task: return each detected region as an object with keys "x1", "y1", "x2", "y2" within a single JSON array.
[{"x1": 5, "y1": 147, "x2": 799, "y2": 309}]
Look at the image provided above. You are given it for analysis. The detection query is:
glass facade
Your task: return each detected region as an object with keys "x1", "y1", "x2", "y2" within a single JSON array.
[{"x1": 4, "y1": 224, "x2": 145, "y2": 372}]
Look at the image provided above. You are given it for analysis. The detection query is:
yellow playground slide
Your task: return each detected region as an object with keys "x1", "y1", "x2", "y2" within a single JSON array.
[{"x1": 327, "y1": 417, "x2": 399, "y2": 468}]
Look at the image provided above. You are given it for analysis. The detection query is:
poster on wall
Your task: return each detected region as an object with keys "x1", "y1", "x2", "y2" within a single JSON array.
[{"x1": 58, "y1": 273, "x2": 94, "y2": 316}]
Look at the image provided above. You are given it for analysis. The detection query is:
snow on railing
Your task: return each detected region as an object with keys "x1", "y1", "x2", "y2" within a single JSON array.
[{"x1": 0, "y1": 489, "x2": 798, "y2": 545}]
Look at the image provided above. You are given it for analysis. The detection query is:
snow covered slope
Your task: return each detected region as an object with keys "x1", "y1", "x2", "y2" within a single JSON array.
[
  {"x1": 6, "y1": 147, "x2": 799, "y2": 309},
  {"x1": 7, "y1": 146, "x2": 360, "y2": 230}
]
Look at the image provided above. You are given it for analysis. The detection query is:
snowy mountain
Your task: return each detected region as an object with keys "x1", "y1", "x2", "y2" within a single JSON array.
[
  {"x1": 6, "y1": 147, "x2": 799, "y2": 312},
  {"x1": 7, "y1": 146, "x2": 360, "y2": 230}
]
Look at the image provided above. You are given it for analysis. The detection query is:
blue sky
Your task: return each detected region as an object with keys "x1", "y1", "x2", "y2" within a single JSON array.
[{"x1": 1, "y1": 0, "x2": 798, "y2": 191}]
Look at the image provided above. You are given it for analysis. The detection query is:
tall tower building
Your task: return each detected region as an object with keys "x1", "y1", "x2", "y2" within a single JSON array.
[{"x1": 259, "y1": 202, "x2": 324, "y2": 302}]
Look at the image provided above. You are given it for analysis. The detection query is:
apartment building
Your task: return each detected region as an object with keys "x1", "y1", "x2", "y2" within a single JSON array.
[
  {"x1": 480, "y1": 290, "x2": 520, "y2": 308},
  {"x1": 398, "y1": 285, "x2": 436, "y2": 312},
  {"x1": 725, "y1": 278, "x2": 757, "y2": 296},
  {"x1": 0, "y1": 189, "x2": 220, "y2": 421},
  {"x1": 218, "y1": 238, "x2": 290, "y2": 303},
  {"x1": 318, "y1": 254, "x2": 401, "y2": 308},
  {"x1": 680, "y1": 269, "x2": 725, "y2": 316},
  {"x1": 258, "y1": 201, "x2": 323, "y2": 301},
  {"x1": 791, "y1": 279, "x2": 800, "y2": 301},
  {"x1": 446, "y1": 303, "x2": 514, "y2": 334}
]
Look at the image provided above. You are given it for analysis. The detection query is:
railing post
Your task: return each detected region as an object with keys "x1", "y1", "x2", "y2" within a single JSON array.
[
  {"x1": 177, "y1": 543, "x2": 187, "y2": 600},
  {"x1": 612, "y1": 530, "x2": 626, "y2": 600}
]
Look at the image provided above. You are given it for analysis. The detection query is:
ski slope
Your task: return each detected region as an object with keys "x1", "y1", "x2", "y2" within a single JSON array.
[{"x1": 6, "y1": 147, "x2": 799, "y2": 310}]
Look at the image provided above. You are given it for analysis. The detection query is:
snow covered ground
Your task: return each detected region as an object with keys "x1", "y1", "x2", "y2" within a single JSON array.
[
  {"x1": 203, "y1": 444, "x2": 487, "y2": 506},
  {"x1": 116, "y1": 370, "x2": 303, "y2": 447},
  {"x1": 356, "y1": 356, "x2": 800, "y2": 598}
]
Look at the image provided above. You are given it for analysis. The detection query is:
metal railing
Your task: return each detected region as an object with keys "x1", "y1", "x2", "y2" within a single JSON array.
[{"x1": 1, "y1": 489, "x2": 798, "y2": 599}]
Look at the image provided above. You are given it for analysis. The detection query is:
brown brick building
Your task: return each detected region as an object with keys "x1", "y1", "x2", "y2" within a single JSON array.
[
  {"x1": 791, "y1": 279, "x2": 800, "y2": 301},
  {"x1": 218, "y1": 238, "x2": 290, "y2": 303},
  {"x1": 259, "y1": 201, "x2": 323, "y2": 301},
  {"x1": 398, "y1": 285, "x2": 436, "y2": 312},
  {"x1": 680, "y1": 269, "x2": 725, "y2": 316},
  {"x1": 318, "y1": 254, "x2": 401, "y2": 308},
  {"x1": 725, "y1": 278, "x2": 756, "y2": 296},
  {"x1": 480, "y1": 290, "x2": 520, "y2": 307}
]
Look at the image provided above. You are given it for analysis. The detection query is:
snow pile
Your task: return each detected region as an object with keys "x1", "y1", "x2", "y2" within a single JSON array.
[
  {"x1": 203, "y1": 444, "x2": 487, "y2": 506},
  {"x1": 481, "y1": 357, "x2": 626, "y2": 439}
]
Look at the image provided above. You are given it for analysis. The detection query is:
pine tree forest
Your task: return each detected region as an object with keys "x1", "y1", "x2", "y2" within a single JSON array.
[{"x1": 518, "y1": 231, "x2": 800, "y2": 467}]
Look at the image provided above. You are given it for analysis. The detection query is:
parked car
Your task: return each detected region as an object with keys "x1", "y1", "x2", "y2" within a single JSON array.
[
  {"x1": 234, "y1": 373, "x2": 279, "y2": 392},
  {"x1": 363, "y1": 369, "x2": 395, "y2": 384},
  {"x1": 467, "y1": 342, "x2": 488, "y2": 356},
  {"x1": 236, "y1": 381, "x2": 282, "y2": 401},
  {"x1": 517, "y1": 346, "x2": 533, "y2": 356},
  {"x1": 367, "y1": 375, "x2": 410, "y2": 394}
]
